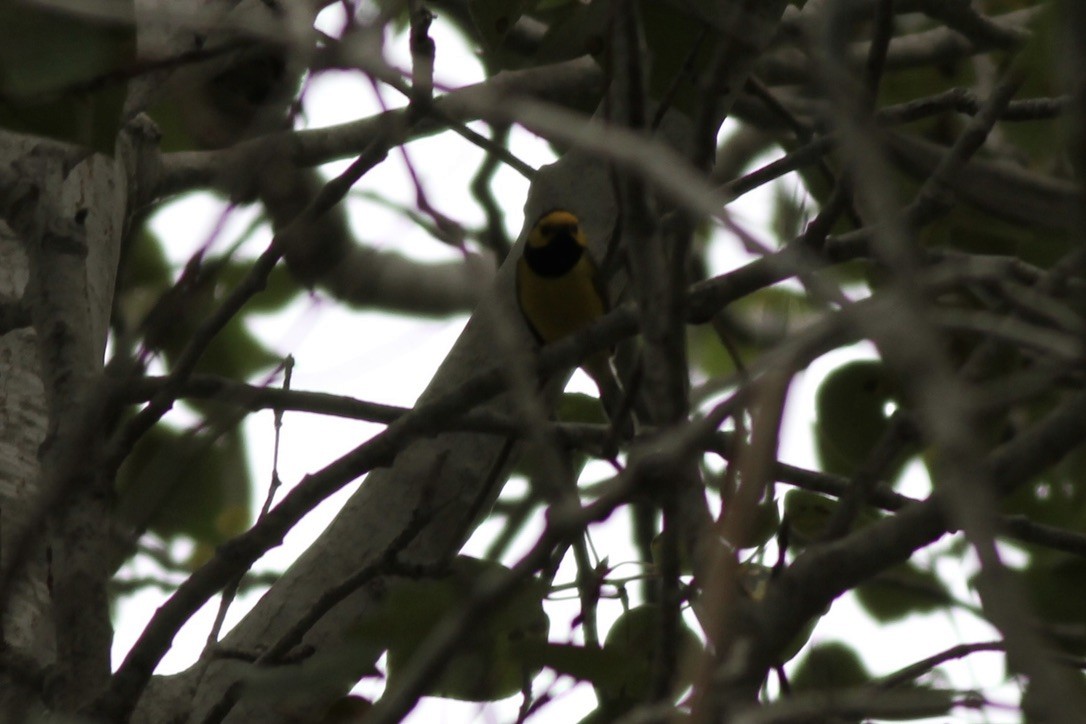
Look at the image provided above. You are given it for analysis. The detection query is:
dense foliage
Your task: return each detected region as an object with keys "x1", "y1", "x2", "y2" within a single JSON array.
[{"x1": 2, "y1": 0, "x2": 1085, "y2": 722}]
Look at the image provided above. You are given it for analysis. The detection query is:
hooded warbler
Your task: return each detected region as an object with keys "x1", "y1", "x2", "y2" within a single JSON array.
[{"x1": 516, "y1": 209, "x2": 632, "y2": 435}]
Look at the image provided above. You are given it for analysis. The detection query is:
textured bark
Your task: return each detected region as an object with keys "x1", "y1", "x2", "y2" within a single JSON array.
[
  {"x1": 0, "y1": 132, "x2": 127, "y2": 713},
  {"x1": 0, "y1": 191, "x2": 53, "y2": 718}
]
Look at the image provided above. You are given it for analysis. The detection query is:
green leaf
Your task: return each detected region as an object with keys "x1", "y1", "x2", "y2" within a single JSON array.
[
  {"x1": 650, "y1": 528, "x2": 693, "y2": 575},
  {"x1": 689, "y1": 286, "x2": 822, "y2": 378},
  {"x1": 142, "y1": 259, "x2": 281, "y2": 381},
  {"x1": 735, "y1": 563, "x2": 821, "y2": 664},
  {"x1": 518, "y1": 641, "x2": 628, "y2": 691},
  {"x1": 470, "y1": 0, "x2": 529, "y2": 51},
  {"x1": 1001, "y1": 445, "x2": 1086, "y2": 547},
  {"x1": 365, "y1": 557, "x2": 549, "y2": 702},
  {"x1": 772, "y1": 182, "x2": 808, "y2": 244},
  {"x1": 876, "y1": 63, "x2": 976, "y2": 139},
  {"x1": 687, "y1": 323, "x2": 746, "y2": 379},
  {"x1": 637, "y1": 0, "x2": 721, "y2": 118},
  {"x1": 533, "y1": 0, "x2": 612, "y2": 64},
  {"x1": 782, "y1": 489, "x2": 881, "y2": 547},
  {"x1": 219, "y1": 261, "x2": 301, "y2": 315},
  {"x1": 557, "y1": 391, "x2": 608, "y2": 426},
  {"x1": 194, "y1": 314, "x2": 280, "y2": 380},
  {"x1": 723, "y1": 498, "x2": 780, "y2": 550},
  {"x1": 598, "y1": 604, "x2": 702, "y2": 702},
  {"x1": 123, "y1": 225, "x2": 172, "y2": 288},
  {"x1": 315, "y1": 695, "x2": 374, "y2": 724},
  {"x1": 999, "y1": 4, "x2": 1061, "y2": 165},
  {"x1": 0, "y1": 0, "x2": 134, "y2": 153},
  {"x1": 533, "y1": 0, "x2": 577, "y2": 10},
  {"x1": 574, "y1": 705, "x2": 625, "y2": 724},
  {"x1": 814, "y1": 360, "x2": 898, "y2": 477},
  {"x1": 854, "y1": 563, "x2": 953, "y2": 623},
  {"x1": 142, "y1": 94, "x2": 198, "y2": 153},
  {"x1": 779, "y1": 615, "x2": 819, "y2": 666},
  {"x1": 791, "y1": 642, "x2": 871, "y2": 691},
  {"x1": 512, "y1": 397, "x2": 596, "y2": 479},
  {"x1": 920, "y1": 196, "x2": 1073, "y2": 267},
  {"x1": 116, "y1": 225, "x2": 172, "y2": 332},
  {"x1": 782, "y1": 489, "x2": 837, "y2": 544},
  {"x1": 115, "y1": 425, "x2": 253, "y2": 546},
  {"x1": 1023, "y1": 554, "x2": 1086, "y2": 655}
]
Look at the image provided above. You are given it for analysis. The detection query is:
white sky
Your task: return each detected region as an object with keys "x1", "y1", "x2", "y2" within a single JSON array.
[{"x1": 110, "y1": 6, "x2": 1015, "y2": 723}]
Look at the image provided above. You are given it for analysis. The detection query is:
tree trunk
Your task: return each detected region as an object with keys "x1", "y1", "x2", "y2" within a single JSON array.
[{"x1": 0, "y1": 131, "x2": 128, "y2": 714}]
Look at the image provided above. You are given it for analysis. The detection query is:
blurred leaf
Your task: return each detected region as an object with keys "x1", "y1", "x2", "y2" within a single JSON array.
[
  {"x1": 920, "y1": 197, "x2": 1073, "y2": 267},
  {"x1": 533, "y1": 0, "x2": 611, "y2": 63},
  {"x1": 788, "y1": 142, "x2": 849, "y2": 232},
  {"x1": 791, "y1": 642, "x2": 871, "y2": 691},
  {"x1": 116, "y1": 224, "x2": 172, "y2": 332},
  {"x1": 576, "y1": 703, "x2": 689, "y2": 724},
  {"x1": 0, "y1": 0, "x2": 134, "y2": 153},
  {"x1": 878, "y1": 688, "x2": 961, "y2": 721},
  {"x1": 780, "y1": 615, "x2": 820, "y2": 666},
  {"x1": 736, "y1": 562, "x2": 774, "y2": 602},
  {"x1": 116, "y1": 425, "x2": 253, "y2": 546},
  {"x1": 979, "y1": 0, "x2": 1047, "y2": 12},
  {"x1": 215, "y1": 502, "x2": 252, "y2": 539},
  {"x1": 196, "y1": 314, "x2": 281, "y2": 380},
  {"x1": 470, "y1": 0, "x2": 529, "y2": 52},
  {"x1": 650, "y1": 528, "x2": 693, "y2": 575},
  {"x1": 371, "y1": 0, "x2": 411, "y2": 30},
  {"x1": 688, "y1": 324, "x2": 747, "y2": 379},
  {"x1": 144, "y1": 95, "x2": 203, "y2": 153},
  {"x1": 598, "y1": 604, "x2": 702, "y2": 702},
  {"x1": 363, "y1": 557, "x2": 549, "y2": 702},
  {"x1": 782, "y1": 489, "x2": 837, "y2": 545},
  {"x1": 689, "y1": 286, "x2": 822, "y2": 378},
  {"x1": 1023, "y1": 554, "x2": 1086, "y2": 655},
  {"x1": 638, "y1": 0, "x2": 718, "y2": 118},
  {"x1": 881, "y1": 128, "x2": 1076, "y2": 258},
  {"x1": 512, "y1": 394, "x2": 597, "y2": 479},
  {"x1": 1002, "y1": 479, "x2": 1086, "y2": 540},
  {"x1": 771, "y1": 183, "x2": 807, "y2": 244},
  {"x1": 783, "y1": 489, "x2": 881, "y2": 547},
  {"x1": 557, "y1": 391, "x2": 608, "y2": 426},
  {"x1": 723, "y1": 498, "x2": 780, "y2": 550},
  {"x1": 575, "y1": 705, "x2": 628, "y2": 724},
  {"x1": 534, "y1": 0, "x2": 577, "y2": 10},
  {"x1": 814, "y1": 360, "x2": 898, "y2": 477},
  {"x1": 1002, "y1": 445, "x2": 1086, "y2": 546},
  {"x1": 877, "y1": 64, "x2": 976, "y2": 144},
  {"x1": 736, "y1": 563, "x2": 821, "y2": 664},
  {"x1": 855, "y1": 562, "x2": 953, "y2": 623},
  {"x1": 141, "y1": 258, "x2": 280, "y2": 380},
  {"x1": 123, "y1": 224, "x2": 172, "y2": 287},
  {"x1": 519, "y1": 641, "x2": 628, "y2": 691},
  {"x1": 219, "y1": 260, "x2": 300, "y2": 314},
  {"x1": 316, "y1": 695, "x2": 373, "y2": 724},
  {"x1": 997, "y1": 2, "x2": 1062, "y2": 166},
  {"x1": 186, "y1": 542, "x2": 215, "y2": 571}
]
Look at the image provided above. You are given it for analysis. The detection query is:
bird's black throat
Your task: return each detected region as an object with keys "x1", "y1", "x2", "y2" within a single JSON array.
[{"x1": 524, "y1": 229, "x2": 584, "y2": 278}]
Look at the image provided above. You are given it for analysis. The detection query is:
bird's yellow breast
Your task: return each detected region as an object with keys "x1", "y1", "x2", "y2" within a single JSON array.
[{"x1": 516, "y1": 253, "x2": 606, "y2": 344}]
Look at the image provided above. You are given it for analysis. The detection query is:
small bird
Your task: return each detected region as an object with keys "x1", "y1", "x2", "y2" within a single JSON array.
[{"x1": 516, "y1": 209, "x2": 632, "y2": 435}]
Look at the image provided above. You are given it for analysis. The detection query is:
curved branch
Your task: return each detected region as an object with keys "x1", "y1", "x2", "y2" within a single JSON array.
[{"x1": 154, "y1": 57, "x2": 604, "y2": 198}]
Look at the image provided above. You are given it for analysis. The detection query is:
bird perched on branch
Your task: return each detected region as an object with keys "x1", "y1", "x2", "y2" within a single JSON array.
[{"x1": 516, "y1": 209, "x2": 633, "y2": 437}]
